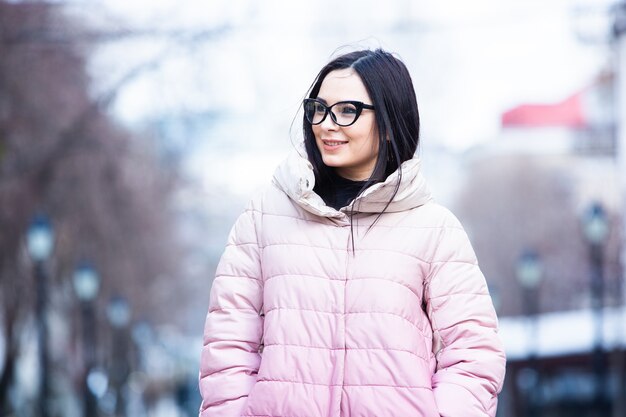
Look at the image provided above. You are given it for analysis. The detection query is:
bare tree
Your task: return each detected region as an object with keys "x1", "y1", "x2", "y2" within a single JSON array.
[
  {"x1": 453, "y1": 154, "x2": 621, "y2": 317},
  {"x1": 0, "y1": 1, "x2": 189, "y2": 411}
]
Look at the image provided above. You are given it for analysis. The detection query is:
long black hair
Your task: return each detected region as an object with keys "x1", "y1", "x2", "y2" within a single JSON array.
[{"x1": 303, "y1": 49, "x2": 420, "y2": 206}]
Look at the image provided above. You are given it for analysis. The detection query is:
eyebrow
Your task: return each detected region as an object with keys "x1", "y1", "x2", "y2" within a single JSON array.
[{"x1": 315, "y1": 97, "x2": 358, "y2": 105}]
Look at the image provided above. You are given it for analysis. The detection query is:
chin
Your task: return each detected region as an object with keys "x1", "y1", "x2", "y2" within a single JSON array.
[{"x1": 320, "y1": 154, "x2": 344, "y2": 168}]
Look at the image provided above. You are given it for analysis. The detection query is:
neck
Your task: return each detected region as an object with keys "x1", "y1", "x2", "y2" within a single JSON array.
[{"x1": 335, "y1": 167, "x2": 372, "y2": 181}]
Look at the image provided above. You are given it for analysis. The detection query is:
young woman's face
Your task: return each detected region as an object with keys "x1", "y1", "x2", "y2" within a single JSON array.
[{"x1": 312, "y1": 68, "x2": 378, "y2": 181}]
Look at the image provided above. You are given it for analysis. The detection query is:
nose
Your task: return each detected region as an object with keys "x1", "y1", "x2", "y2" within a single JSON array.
[{"x1": 320, "y1": 110, "x2": 339, "y2": 130}]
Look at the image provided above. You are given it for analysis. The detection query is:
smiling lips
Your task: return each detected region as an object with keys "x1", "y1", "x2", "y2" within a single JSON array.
[{"x1": 321, "y1": 139, "x2": 348, "y2": 150}]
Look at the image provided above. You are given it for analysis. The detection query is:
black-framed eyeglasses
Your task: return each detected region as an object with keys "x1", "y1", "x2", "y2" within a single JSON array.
[{"x1": 303, "y1": 98, "x2": 375, "y2": 127}]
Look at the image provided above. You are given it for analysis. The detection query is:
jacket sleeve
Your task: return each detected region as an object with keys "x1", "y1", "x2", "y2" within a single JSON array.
[
  {"x1": 199, "y1": 203, "x2": 263, "y2": 417},
  {"x1": 424, "y1": 211, "x2": 506, "y2": 417}
]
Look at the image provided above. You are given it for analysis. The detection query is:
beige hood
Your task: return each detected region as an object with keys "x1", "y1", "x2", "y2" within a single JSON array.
[{"x1": 272, "y1": 147, "x2": 433, "y2": 219}]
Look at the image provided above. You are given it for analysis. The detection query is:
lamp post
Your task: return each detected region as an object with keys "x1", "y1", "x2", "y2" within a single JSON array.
[
  {"x1": 73, "y1": 261, "x2": 100, "y2": 417},
  {"x1": 582, "y1": 202, "x2": 609, "y2": 412},
  {"x1": 26, "y1": 214, "x2": 54, "y2": 417},
  {"x1": 516, "y1": 249, "x2": 544, "y2": 417},
  {"x1": 107, "y1": 296, "x2": 131, "y2": 417}
]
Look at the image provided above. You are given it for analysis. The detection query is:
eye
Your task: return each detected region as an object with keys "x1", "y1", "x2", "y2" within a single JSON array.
[
  {"x1": 339, "y1": 104, "x2": 357, "y2": 114},
  {"x1": 314, "y1": 103, "x2": 326, "y2": 113}
]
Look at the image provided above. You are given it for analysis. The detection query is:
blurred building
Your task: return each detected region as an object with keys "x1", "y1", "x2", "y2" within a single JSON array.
[
  {"x1": 459, "y1": 70, "x2": 621, "y2": 311},
  {"x1": 469, "y1": 71, "x2": 618, "y2": 213},
  {"x1": 464, "y1": 72, "x2": 625, "y2": 416},
  {"x1": 498, "y1": 307, "x2": 625, "y2": 417}
]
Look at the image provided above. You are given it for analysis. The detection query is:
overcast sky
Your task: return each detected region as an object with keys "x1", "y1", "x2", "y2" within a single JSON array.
[
  {"x1": 78, "y1": 0, "x2": 613, "y2": 198},
  {"x1": 90, "y1": 0, "x2": 609, "y2": 140}
]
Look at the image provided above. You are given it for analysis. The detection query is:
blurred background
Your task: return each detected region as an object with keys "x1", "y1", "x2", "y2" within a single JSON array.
[{"x1": 0, "y1": 0, "x2": 624, "y2": 416}]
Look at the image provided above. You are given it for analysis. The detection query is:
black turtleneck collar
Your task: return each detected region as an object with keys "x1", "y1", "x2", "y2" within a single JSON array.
[{"x1": 315, "y1": 170, "x2": 369, "y2": 211}]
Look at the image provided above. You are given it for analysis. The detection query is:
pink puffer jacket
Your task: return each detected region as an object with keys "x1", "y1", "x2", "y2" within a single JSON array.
[{"x1": 199, "y1": 151, "x2": 506, "y2": 417}]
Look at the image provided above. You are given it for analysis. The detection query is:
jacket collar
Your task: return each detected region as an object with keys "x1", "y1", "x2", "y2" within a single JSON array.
[{"x1": 272, "y1": 147, "x2": 432, "y2": 219}]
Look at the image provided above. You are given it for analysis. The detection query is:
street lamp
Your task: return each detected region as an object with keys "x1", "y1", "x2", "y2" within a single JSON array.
[
  {"x1": 488, "y1": 284, "x2": 502, "y2": 315},
  {"x1": 26, "y1": 213, "x2": 54, "y2": 417},
  {"x1": 107, "y1": 296, "x2": 130, "y2": 329},
  {"x1": 581, "y1": 201, "x2": 609, "y2": 411},
  {"x1": 107, "y1": 295, "x2": 131, "y2": 417},
  {"x1": 73, "y1": 261, "x2": 100, "y2": 417},
  {"x1": 516, "y1": 250, "x2": 544, "y2": 293},
  {"x1": 516, "y1": 249, "x2": 543, "y2": 417}
]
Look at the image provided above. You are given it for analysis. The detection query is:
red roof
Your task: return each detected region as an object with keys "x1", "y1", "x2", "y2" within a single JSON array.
[{"x1": 501, "y1": 92, "x2": 586, "y2": 128}]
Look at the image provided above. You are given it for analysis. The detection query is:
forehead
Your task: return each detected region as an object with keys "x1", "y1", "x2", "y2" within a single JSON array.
[{"x1": 317, "y1": 68, "x2": 371, "y2": 103}]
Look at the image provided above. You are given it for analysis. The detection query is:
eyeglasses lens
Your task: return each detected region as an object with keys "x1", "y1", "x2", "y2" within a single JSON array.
[
  {"x1": 332, "y1": 103, "x2": 358, "y2": 126},
  {"x1": 304, "y1": 101, "x2": 324, "y2": 125}
]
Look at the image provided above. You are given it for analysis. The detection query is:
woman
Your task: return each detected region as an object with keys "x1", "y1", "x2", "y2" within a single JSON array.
[{"x1": 199, "y1": 49, "x2": 506, "y2": 417}]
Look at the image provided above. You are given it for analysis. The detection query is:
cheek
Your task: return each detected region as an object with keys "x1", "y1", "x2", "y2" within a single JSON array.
[
  {"x1": 359, "y1": 126, "x2": 379, "y2": 151},
  {"x1": 370, "y1": 124, "x2": 382, "y2": 150},
  {"x1": 368, "y1": 125, "x2": 378, "y2": 143},
  {"x1": 355, "y1": 119, "x2": 378, "y2": 146},
  {"x1": 311, "y1": 125, "x2": 322, "y2": 140}
]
